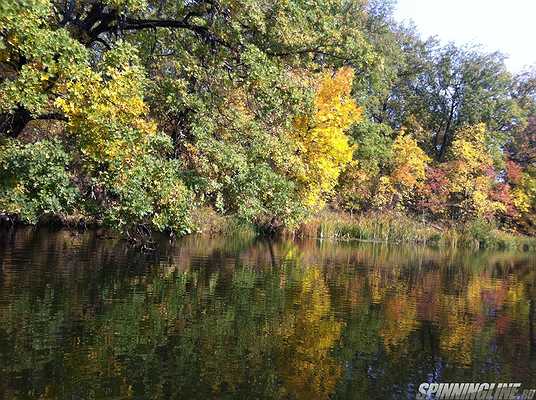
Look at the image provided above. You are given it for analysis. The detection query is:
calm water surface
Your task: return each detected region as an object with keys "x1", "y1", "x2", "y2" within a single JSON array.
[{"x1": 0, "y1": 228, "x2": 535, "y2": 399}]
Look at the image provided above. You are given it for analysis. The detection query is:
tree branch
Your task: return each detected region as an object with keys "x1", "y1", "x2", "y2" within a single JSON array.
[
  {"x1": 265, "y1": 46, "x2": 350, "y2": 62},
  {"x1": 35, "y1": 113, "x2": 68, "y2": 122},
  {"x1": 121, "y1": 17, "x2": 232, "y2": 49}
]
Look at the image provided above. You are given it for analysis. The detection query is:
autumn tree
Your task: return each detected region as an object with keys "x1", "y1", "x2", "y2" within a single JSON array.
[
  {"x1": 389, "y1": 132, "x2": 430, "y2": 202},
  {"x1": 290, "y1": 68, "x2": 362, "y2": 210},
  {"x1": 1, "y1": 2, "x2": 194, "y2": 233},
  {"x1": 1, "y1": 0, "x2": 535, "y2": 234},
  {"x1": 444, "y1": 123, "x2": 505, "y2": 220}
]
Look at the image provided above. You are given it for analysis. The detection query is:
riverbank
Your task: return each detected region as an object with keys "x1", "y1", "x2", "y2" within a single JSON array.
[
  {"x1": 291, "y1": 211, "x2": 536, "y2": 251},
  {"x1": 2, "y1": 209, "x2": 535, "y2": 251}
]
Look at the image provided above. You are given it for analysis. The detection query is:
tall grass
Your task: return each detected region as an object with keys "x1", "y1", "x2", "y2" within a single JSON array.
[{"x1": 291, "y1": 211, "x2": 536, "y2": 251}]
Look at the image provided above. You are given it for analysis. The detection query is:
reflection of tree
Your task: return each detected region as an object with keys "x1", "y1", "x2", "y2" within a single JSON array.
[
  {"x1": 276, "y1": 268, "x2": 343, "y2": 400},
  {"x1": 364, "y1": 266, "x2": 419, "y2": 352},
  {"x1": 438, "y1": 276, "x2": 527, "y2": 366},
  {"x1": 380, "y1": 291, "x2": 418, "y2": 352},
  {"x1": 2, "y1": 230, "x2": 536, "y2": 399},
  {"x1": 530, "y1": 300, "x2": 536, "y2": 359},
  {"x1": 439, "y1": 295, "x2": 477, "y2": 365}
]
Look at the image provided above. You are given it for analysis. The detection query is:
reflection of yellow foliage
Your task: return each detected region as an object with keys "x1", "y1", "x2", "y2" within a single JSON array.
[
  {"x1": 441, "y1": 278, "x2": 485, "y2": 364},
  {"x1": 505, "y1": 280, "x2": 525, "y2": 304},
  {"x1": 438, "y1": 270, "x2": 530, "y2": 366},
  {"x1": 290, "y1": 68, "x2": 362, "y2": 209},
  {"x1": 380, "y1": 293, "x2": 418, "y2": 351},
  {"x1": 282, "y1": 243, "x2": 302, "y2": 263},
  {"x1": 277, "y1": 268, "x2": 343, "y2": 400},
  {"x1": 467, "y1": 277, "x2": 493, "y2": 314},
  {"x1": 439, "y1": 295, "x2": 476, "y2": 365},
  {"x1": 441, "y1": 322, "x2": 474, "y2": 364},
  {"x1": 369, "y1": 268, "x2": 386, "y2": 304}
]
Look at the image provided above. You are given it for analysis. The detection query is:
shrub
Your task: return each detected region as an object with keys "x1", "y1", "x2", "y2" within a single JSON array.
[
  {"x1": 94, "y1": 132, "x2": 195, "y2": 235},
  {"x1": 0, "y1": 139, "x2": 79, "y2": 223}
]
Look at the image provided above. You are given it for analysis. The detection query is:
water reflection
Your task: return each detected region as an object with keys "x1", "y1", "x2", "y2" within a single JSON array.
[{"x1": 0, "y1": 228, "x2": 535, "y2": 399}]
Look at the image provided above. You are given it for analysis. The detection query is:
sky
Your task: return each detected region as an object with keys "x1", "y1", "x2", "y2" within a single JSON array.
[{"x1": 393, "y1": 0, "x2": 536, "y2": 72}]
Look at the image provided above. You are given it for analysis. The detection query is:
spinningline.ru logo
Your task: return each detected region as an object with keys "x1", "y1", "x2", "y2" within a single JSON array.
[{"x1": 417, "y1": 383, "x2": 536, "y2": 400}]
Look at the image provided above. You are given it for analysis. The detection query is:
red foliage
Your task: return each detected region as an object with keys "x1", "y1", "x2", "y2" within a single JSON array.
[
  {"x1": 484, "y1": 165, "x2": 496, "y2": 179},
  {"x1": 506, "y1": 160, "x2": 523, "y2": 184},
  {"x1": 417, "y1": 166, "x2": 450, "y2": 214},
  {"x1": 490, "y1": 183, "x2": 517, "y2": 217}
]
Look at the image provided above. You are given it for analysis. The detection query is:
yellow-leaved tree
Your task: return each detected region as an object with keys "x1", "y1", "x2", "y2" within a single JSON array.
[
  {"x1": 387, "y1": 132, "x2": 430, "y2": 207},
  {"x1": 289, "y1": 67, "x2": 363, "y2": 210},
  {"x1": 54, "y1": 43, "x2": 156, "y2": 166},
  {"x1": 54, "y1": 43, "x2": 193, "y2": 234},
  {"x1": 367, "y1": 131, "x2": 430, "y2": 210},
  {"x1": 446, "y1": 123, "x2": 505, "y2": 219},
  {"x1": 510, "y1": 168, "x2": 536, "y2": 231},
  {"x1": 390, "y1": 132, "x2": 430, "y2": 192}
]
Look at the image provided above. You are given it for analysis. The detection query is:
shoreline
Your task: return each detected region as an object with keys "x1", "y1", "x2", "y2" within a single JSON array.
[{"x1": 2, "y1": 210, "x2": 535, "y2": 252}]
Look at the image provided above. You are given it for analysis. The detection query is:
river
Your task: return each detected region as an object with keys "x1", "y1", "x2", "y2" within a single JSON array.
[{"x1": 0, "y1": 228, "x2": 535, "y2": 399}]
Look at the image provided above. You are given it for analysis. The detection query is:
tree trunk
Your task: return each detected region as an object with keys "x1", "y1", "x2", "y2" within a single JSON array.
[{"x1": 438, "y1": 102, "x2": 456, "y2": 161}]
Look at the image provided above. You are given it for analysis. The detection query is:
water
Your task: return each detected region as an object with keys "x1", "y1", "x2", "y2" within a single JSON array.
[{"x1": 0, "y1": 228, "x2": 535, "y2": 399}]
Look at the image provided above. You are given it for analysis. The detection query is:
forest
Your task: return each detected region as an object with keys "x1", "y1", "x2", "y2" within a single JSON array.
[{"x1": 1, "y1": 0, "x2": 535, "y2": 241}]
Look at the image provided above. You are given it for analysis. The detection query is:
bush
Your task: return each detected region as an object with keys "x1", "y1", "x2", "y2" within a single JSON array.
[
  {"x1": 0, "y1": 139, "x2": 79, "y2": 223},
  {"x1": 95, "y1": 133, "x2": 195, "y2": 235}
]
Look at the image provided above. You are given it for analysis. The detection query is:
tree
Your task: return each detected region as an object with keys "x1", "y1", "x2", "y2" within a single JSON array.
[
  {"x1": 1, "y1": 0, "x2": 377, "y2": 137},
  {"x1": 353, "y1": 15, "x2": 522, "y2": 161},
  {"x1": 0, "y1": 138, "x2": 78, "y2": 223},
  {"x1": 1, "y1": 0, "x2": 377, "y2": 232},
  {"x1": 444, "y1": 123, "x2": 505, "y2": 220},
  {"x1": 289, "y1": 67, "x2": 362, "y2": 210},
  {"x1": 508, "y1": 68, "x2": 536, "y2": 168},
  {"x1": 0, "y1": 0, "x2": 87, "y2": 136},
  {"x1": 389, "y1": 131, "x2": 430, "y2": 200},
  {"x1": 2, "y1": 0, "x2": 536, "y2": 234}
]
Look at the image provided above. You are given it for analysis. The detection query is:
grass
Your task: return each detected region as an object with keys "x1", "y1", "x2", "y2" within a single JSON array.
[
  {"x1": 5, "y1": 205, "x2": 534, "y2": 251},
  {"x1": 290, "y1": 210, "x2": 536, "y2": 251}
]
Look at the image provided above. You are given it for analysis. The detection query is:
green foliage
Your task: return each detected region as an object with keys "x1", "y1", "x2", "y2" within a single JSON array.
[
  {"x1": 351, "y1": 121, "x2": 394, "y2": 168},
  {"x1": 178, "y1": 72, "x2": 310, "y2": 228},
  {"x1": 95, "y1": 132, "x2": 195, "y2": 234},
  {"x1": 0, "y1": 0, "x2": 88, "y2": 117},
  {"x1": 0, "y1": 138, "x2": 79, "y2": 223},
  {"x1": 464, "y1": 219, "x2": 497, "y2": 248}
]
